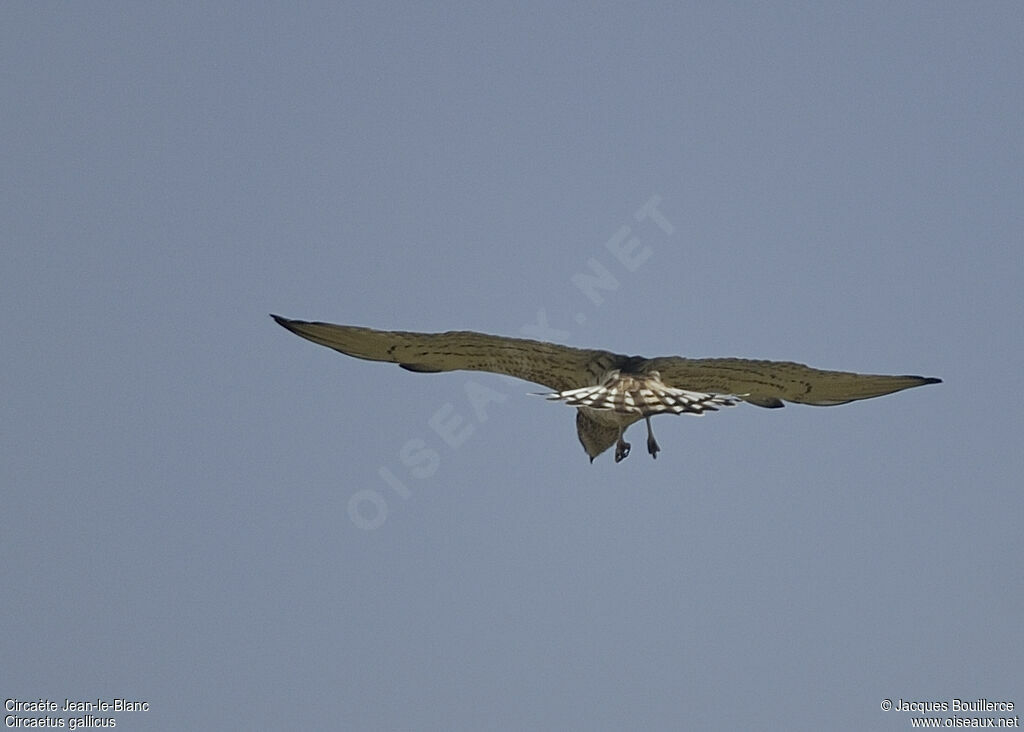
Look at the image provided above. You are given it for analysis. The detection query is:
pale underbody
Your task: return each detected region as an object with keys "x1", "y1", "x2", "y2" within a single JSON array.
[{"x1": 579, "y1": 406, "x2": 655, "y2": 462}]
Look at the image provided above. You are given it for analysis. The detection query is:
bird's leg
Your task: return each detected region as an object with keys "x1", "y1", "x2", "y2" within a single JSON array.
[
  {"x1": 644, "y1": 416, "x2": 660, "y2": 459},
  {"x1": 614, "y1": 426, "x2": 631, "y2": 463}
]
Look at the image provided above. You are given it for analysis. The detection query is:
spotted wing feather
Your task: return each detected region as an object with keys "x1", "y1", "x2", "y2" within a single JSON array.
[{"x1": 540, "y1": 370, "x2": 738, "y2": 416}]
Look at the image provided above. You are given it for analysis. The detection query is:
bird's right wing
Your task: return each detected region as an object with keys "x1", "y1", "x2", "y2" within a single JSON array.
[
  {"x1": 645, "y1": 356, "x2": 941, "y2": 408},
  {"x1": 271, "y1": 315, "x2": 608, "y2": 392}
]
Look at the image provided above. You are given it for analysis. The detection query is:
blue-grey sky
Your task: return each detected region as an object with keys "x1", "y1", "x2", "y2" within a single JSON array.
[{"x1": 3, "y1": 3, "x2": 1021, "y2": 730}]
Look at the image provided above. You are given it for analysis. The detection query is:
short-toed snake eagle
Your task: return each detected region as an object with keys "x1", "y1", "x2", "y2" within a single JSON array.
[{"x1": 272, "y1": 315, "x2": 940, "y2": 462}]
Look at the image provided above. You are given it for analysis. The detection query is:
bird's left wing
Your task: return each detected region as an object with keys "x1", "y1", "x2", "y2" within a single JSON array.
[
  {"x1": 644, "y1": 356, "x2": 941, "y2": 408},
  {"x1": 271, "y1": 315, "x2": 608, "y2": 392}
]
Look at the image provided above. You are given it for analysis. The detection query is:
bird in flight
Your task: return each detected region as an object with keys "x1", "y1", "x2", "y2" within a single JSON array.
[{"x1": 272, "y1": 315, "x2": 940, "y2": 463}]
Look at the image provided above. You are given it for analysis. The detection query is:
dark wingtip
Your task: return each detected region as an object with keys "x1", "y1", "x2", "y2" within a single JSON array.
[
  {"x1": 271, "y1": 315, "x2": 316, "y2": 340},
  {"x1": 918, "y1": 376, "x2": 942, "y2": 385},
  {"x1": 270, "y1": 314, "x2": 300, "y2": 332}
]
